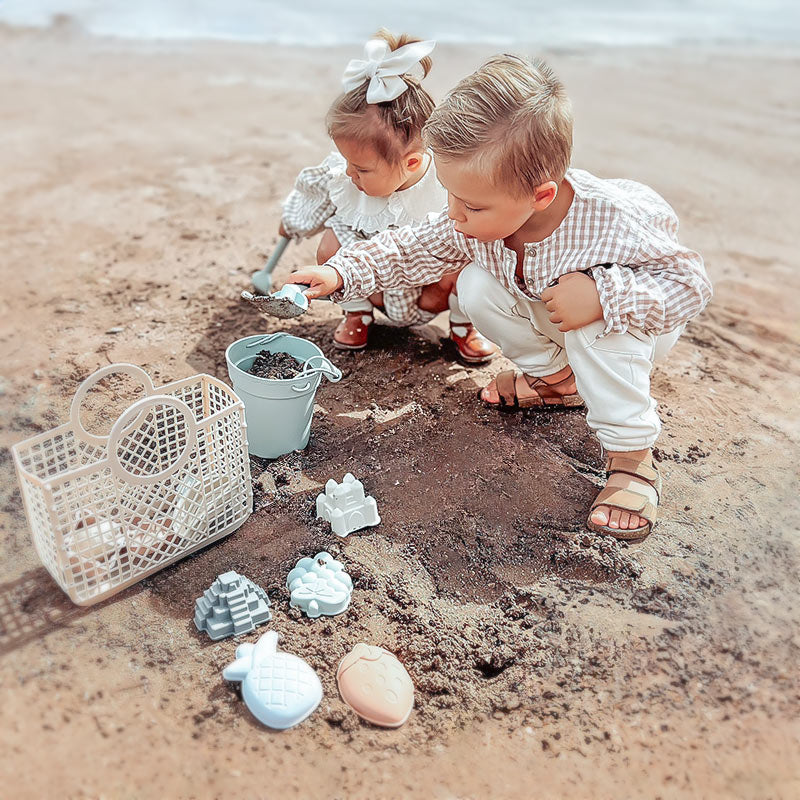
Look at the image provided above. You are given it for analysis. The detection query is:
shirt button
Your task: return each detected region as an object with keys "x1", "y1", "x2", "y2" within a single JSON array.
[{"x1": 530, "y1": 247, "x2": 537, "y2": 256}]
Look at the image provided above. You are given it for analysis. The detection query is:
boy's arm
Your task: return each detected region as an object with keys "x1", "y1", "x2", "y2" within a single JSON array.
[
  {"x1": 323, "y1": 210, "x2": 472, "y2": 301},
  {"x1": 280, "y1": 156, "x2": 338, "y2": 239},
  {"x1": 591, "y1": 214, "x2": 712, "y2": 336}
]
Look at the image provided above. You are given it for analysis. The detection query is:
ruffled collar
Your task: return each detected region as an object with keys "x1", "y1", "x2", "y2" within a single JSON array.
[{"x1": 327, "y1": 151, "x2": 446, "y2": 234}]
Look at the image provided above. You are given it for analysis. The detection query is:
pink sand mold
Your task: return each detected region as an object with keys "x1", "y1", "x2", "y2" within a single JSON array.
[
  {"x1": 223, "y1": 631, "x2": 322, "y2": 730},
  {"x1": 194, "y1": 570, "x2": 271, "y2": 640},
  {"x1": 315, "y1": 473, "x2": 380, "y2": 537},
  {"x1": 286, "y1": 551, "x2": 353, "y2": 619},
  {"x1": 336, "y1": 643, "x2": 414, "y2": 728}
]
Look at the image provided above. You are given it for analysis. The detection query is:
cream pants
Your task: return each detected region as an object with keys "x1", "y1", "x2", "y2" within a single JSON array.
[{"x1": 457, "y1": 262, "x2": 682, "y2": 453}]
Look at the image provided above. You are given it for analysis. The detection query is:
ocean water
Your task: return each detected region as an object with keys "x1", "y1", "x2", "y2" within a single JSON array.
[{"x1": 0, "y1": 0, "x2": 796, "y2": 47}]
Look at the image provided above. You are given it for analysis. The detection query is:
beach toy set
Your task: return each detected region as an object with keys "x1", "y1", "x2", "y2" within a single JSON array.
[
  {"x1": 204, "y1": 546, "x2": 413, "y2": 731},
  {"x1": 337, "y1": 643, "x2": 414, "y2": 728},
  {"x1": 242, "y1": 285, "x2": 310, "y2": 320},
  {"x1": 246, "y1": 235, "x2": 329, "y2": 320},
  {"x1": 194, "y1": 570, "x2": 272, "y2": 640},
  {"x1": 196, "y1": 540, "x2": 414, "y2": 731},
  {"x1": 250, "y1": 235, "x2": 291, "y2": 295},
  {"x1": 13, "y1": 323, "x2": 412, "y2": 730}
]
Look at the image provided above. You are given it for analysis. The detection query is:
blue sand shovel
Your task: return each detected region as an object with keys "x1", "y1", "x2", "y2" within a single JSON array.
[
  {"x1": 251, "y1": 235, "x2": 291, "y2": 295},
  {"x1": 241, "y1": 282, "x2": 332, "y2": 320}
]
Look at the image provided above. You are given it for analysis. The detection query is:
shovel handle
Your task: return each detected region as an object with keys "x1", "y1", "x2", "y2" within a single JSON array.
[{"x1": 261, "y1": 236, "x2": 291, "y2": 278}]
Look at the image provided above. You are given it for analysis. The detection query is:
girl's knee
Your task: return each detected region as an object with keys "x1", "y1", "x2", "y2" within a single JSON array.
[
  {"x1": 316, "y1": 230, "x2": 341, "y2": 265},
  {"x1": 436, "y1": 271, "x2": 460, "y2": 294},
  {"x1": 417, "y1": 282, "x2": 450, "y2": 314}
]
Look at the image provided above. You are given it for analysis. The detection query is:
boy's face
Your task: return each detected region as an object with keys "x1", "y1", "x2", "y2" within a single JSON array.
[
  {"x1": 434, "y1": 155, "x2": 540, "y2": 242},
  {"x1": 335, "y1": 137, "x2": 421, "y2": 198}
]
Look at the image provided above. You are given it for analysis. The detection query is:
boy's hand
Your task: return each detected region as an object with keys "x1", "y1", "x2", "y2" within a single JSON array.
[
  {"x1": 285, "y1": 266, "x2": 343, "y2": 300},
  {"x1": 541, "y1": 272, "x2": 604, "y2": 332},
  {"x1": 278, "y1": 222, "x2": 290, "y2": 238}
]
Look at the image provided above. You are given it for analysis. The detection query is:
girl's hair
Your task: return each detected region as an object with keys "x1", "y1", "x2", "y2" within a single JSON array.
[{"x1": 326, "y1": 29, "x2": 435, "y2": 164}]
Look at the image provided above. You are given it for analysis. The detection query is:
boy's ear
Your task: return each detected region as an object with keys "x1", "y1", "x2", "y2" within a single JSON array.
[{"x1": 532, "y1": 180, "x2": 559, "y2": 210}]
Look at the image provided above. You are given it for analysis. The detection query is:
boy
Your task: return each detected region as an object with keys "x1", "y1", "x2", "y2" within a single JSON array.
[{"x1": 287, "y1": 54, "x2": 711, "y2": 539}]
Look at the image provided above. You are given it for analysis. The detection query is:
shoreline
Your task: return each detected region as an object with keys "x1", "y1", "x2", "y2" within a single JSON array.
[{"x1": 2, "y1": 20, "x2": 799, "y2": 60}]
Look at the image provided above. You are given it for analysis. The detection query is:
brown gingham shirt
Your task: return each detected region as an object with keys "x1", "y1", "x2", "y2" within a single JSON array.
[{"x1": 327, "y1": 168, "x2": 711, "y2": 336}]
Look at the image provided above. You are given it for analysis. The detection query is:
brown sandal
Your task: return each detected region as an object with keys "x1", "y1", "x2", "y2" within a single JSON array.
[
  {"x1": 586, "y1": 456, "x2": 661, "y2": 540},
  {"x1": 478, "y1": 369, "x2": 584, "y2": 411}
]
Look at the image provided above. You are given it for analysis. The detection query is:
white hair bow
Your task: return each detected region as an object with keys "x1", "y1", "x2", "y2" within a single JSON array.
[{"x1": 342, "y1": 38, "x2": 436, "y2": 103}]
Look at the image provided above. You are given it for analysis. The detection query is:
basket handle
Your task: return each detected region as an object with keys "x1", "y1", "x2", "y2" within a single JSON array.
[
  {"x1": 70, "y1": 363, "x2": 155, "y2": 448},
  {"x1": 107, "y1": 394, "x2": 197, "y2": 486}
]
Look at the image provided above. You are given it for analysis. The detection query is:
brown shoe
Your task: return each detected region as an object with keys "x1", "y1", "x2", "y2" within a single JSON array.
[
  {"x1": 449, "y1": 322, "x2": 499, "y2": 364},
  {"x1": 334, "y1": 310, "x2": 373, "y2": 350}
]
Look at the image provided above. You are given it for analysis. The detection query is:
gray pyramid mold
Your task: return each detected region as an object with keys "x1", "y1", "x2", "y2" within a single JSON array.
[
  {"x1": 315, "y1": 473, "x2": 380, "y2": 537},
  {"x1": 194, "y1": 570, "x2": 272, "y2": 640}
]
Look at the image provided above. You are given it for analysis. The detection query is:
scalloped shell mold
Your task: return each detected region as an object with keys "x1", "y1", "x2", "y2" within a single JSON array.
[
  {"x1": 336, "y1": 643, "x2": 414, "y2": 728},
  {"x1": 286, "y1": 551, "x2": 353, "y2": 619}
]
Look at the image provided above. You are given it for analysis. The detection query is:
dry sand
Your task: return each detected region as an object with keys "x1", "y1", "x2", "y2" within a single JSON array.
[{"x1": 0, "y1": 26, "x2": 798, "y2": 799}]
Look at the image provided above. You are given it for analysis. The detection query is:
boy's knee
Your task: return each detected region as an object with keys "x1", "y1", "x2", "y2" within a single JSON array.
[
  {"x1": 456, "y1": 263, "x2": 507, "y2": 318},
  {"x1": 315, "y1": 230, "x2": 341, "y2": 265}
]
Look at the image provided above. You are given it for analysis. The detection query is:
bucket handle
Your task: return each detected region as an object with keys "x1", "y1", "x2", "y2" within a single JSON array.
[
  {"x1": 107, "y1": 394, "x2": 197, "y2": 486},
  {"x1": 245, "y1": 332, "x2": 288, "y2": 349},
  {"x1": 70, "y1": 363, "x2": 155, "y2": 448},
  {"x1": 298, "y1": 354, "x2": 342, "y2": 384}
]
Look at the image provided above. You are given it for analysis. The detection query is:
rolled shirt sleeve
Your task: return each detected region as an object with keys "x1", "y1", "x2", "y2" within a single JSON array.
[
  {"x1": 591, "y1": 212, "x2": 711, "y2": 336},
  {"x1": 281, "y1": 155, "x2": 338, "y2": 239},
  {"x1": 326, "y1": 209, "x2": 473, "y2": 302}
]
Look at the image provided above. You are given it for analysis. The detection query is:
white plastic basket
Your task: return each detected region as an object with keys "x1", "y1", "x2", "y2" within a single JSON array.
[{"x1": 11, "y1": 364, "x2": 253, "y2": 606}]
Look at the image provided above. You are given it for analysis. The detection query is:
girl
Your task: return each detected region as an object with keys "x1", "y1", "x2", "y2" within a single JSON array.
[{"x1": 279, "y1": 30, "x2": 497, "y2": 363}]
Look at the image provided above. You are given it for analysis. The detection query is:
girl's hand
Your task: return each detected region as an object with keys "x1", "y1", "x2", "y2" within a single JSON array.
[
  {"x1": 285, "y1": 266, "x2": 343, "y2": 300},
  {"x1": 540, "y1": 272, "x2": 604, "y2": 332},
  {"x1": 278, "y1": 222, "x2": 290, "y2": 238}
]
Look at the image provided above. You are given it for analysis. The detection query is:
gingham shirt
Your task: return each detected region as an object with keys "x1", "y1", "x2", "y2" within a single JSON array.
[{"x1": 328, "y1": 168, "x2": 711, "y2": 336}]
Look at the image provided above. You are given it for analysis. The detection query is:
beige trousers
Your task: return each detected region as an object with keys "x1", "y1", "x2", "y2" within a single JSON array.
[{"x1": 457, "y1": 262, "x2": 682, "y2": 453}]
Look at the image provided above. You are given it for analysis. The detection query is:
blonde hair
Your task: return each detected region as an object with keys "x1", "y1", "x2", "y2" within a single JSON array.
[
  {"x1": 423, "y1": 55, "x2": 573, "y2": 196},
  {"x1": 326, "y1": 29, "x2": 435, "y2": 164}
]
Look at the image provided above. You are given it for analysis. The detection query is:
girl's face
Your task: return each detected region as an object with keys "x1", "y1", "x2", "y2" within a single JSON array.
[{"x1": 334, "y1": 137, "x2": 424, "y2": 198}]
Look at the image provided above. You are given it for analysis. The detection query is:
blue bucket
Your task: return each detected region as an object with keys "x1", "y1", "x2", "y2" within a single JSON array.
[{"x1": 226, "y1": 333, "x2": 342, "y2": 459}]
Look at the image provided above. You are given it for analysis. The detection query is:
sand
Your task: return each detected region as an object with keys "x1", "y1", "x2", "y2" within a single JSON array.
[{"x1": 0, "y1": 25, "x2": 799, "y2": 800}]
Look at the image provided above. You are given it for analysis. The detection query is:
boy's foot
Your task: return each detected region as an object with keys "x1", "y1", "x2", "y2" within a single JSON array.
[
  {"x1": 479, "y1": 365, "x2": 583, "y2": 409},
  {"x1": 333, "y1": 311, "x2": 373, "y2": 350},
  {"x1": 587, "y1": 450, "x2": 660, "y2": 540},
  {"x1": 450, "y1": 323, "x2": 499, "y2": 364}
]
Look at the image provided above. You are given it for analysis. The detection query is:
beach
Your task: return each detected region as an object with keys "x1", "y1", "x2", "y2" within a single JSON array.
[{"x1": 0, "y1": 23, "x2": 798, "y2": 799}]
